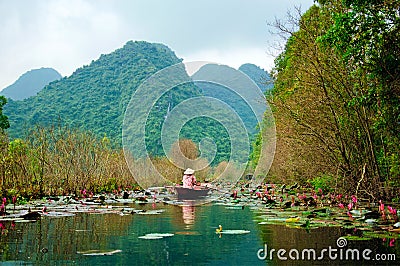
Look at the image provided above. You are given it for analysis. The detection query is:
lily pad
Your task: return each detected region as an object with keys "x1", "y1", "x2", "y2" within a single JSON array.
[
  {"x1": 77, "y1": 249, "x2": 122, "y2": 256},
  {"x1": 363, "y1": 231, "x2": 400, "y2": 239},
  {"x1": 138, "y1": 235, "x2": 163, "y2": 240},
  {"x1": 343, "y1": 235, "x2": 373, "y2": 241},
  {"x1": 225, "y1": 206, "x2": 244, "y2": 210},
  {"x1": 218, "y1": 229, "x2": 250, "y2": 234},
  {"x1": 0, "y1": 217, "x2": 24, "y2": 222},
  {"x1": 135, "y1": 210, "x2": 164, "y2": 215},
  {"x1": 139, "y1": 232, "x2": 174, "y2": 239},
  {"x1": 43, "y1": 212, "x2": 76, "y2": 217},
  {"x1": 286, "y1": 217, "x2": 300, "y2": 223},
  {"x1": 145, "y1": 233, "x2": 174, "y2": 237},
  {"x1": 15, "y1": 219, "x2": 37, "y2": 223}
]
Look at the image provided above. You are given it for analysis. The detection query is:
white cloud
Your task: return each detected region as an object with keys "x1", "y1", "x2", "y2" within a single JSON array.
[
  {"x1": 181, "y1": 46, "x2": 274, "y2": 72},
  {"x1": 0, "y1": 0, "x2": 314, "y2": 89}
]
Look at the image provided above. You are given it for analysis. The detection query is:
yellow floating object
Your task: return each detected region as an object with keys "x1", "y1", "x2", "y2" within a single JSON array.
[
  {"x1": 216, "y1": 225, "x2": 223, "y2": 233},
  {"x1": 285, "y1": 217, "x2": 300, "y2": 223}
]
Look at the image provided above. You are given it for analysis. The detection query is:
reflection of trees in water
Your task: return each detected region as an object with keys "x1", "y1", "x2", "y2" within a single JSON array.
[
  {"x1": 0, "y1": 213, "x2": 133, "y2": 262},
  {"x1": 258, "y1": 224, "x2": 396, "y2": 265}
]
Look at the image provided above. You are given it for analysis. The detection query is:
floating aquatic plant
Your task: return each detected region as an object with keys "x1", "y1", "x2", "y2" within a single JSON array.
[
  {"x1": 77, "y1": 249, "x2": 122, "y2": 256},
  {"x1": 217, "y1": 229, "x2": 250, "y2": 235},
  {"x1": 138, "y1": 233, "x2": 174, "y2": 239},
  {"x1": 138, "y1": 235, "x2": 163, "y2": 240},
  {"x1": 146, "y1": 233, "x2": 174, "y2": 237},
  {"x1": 135, "y1": 210, "x2": 164, "y2": 215},
  {"x1": 42, "y1": 212, "x2": 76, "y2": 217}
]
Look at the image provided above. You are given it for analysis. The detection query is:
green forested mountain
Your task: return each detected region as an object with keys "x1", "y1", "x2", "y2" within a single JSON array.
[
  {"x1": 4, "y1": 41, "x2": 270, "y2": 166},
  {"x1": 1, "y1": 67, "x2": 62, "y2": 100},
  {"x1": 194, "y1": 64, "x2": 265, "y2": 137},
  {"x1": 238, "y1": 63, "x2": 272, "y2": 92},
  {"x1": 4, "y1": 41, "x2": 186, "y2": 144}
]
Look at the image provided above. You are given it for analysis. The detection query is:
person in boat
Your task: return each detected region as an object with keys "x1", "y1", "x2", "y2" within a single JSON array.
[{"x1": 182, "y1": 168, "x2": 197, "y2": 189}]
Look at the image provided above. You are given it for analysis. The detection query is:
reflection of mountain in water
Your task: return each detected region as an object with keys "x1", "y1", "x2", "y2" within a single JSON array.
[{"x1": 2, "y1": 204, "x2": 390, "y2": 265}]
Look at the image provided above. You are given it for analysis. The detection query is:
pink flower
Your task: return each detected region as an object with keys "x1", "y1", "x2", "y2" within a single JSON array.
[
  {"x1": 312, "y1": 194, "x2": 318, "y2": 200},
  {"x1": 298, "y1": 194, "x2": 306, "y2": 201},
  {"x1": 2, "y1": 198, "x2": 6, "y2": 204},
  {"x1": 389, "y1": 238, "x2": 396, "y2": 247},
  {"x1": 233, "y1": 190, "x2": 238, "y2": 199},
  {"x1": 12, "y1": 196, "x2": 17, "y2": 204},
  {"x1": 379, "y1": 200, "x2": 385, "y2": 213},
  {"x1": 318, "y1": 188, "x2": 323, "y2": 194},
  {"x1": 351, "y1": 195, "x2": 357, "y2": 204},
  {"x1": 387, "y1": 206, "x2": 397, "y2": 215},
  {"x1": 348, "y1": 202, "x2": 353, "y2": 210},
  {"x1": 338, "y1": 203, "x2": 344, "y2": 209},
  {"x1": 336, "y1": 194, "x2": 343, "y2": 200}
]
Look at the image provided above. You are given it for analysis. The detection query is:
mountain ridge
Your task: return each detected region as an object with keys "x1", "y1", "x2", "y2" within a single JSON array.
[
  {"x1": 3, "y1": 41, "x2": 272, "y2": 164},
  {"x1": 4, "y1": 41, "x2": 185, "y2": 142},
  {"x1": 1, "y1": 67, "x2": 62, "y2": 100}
]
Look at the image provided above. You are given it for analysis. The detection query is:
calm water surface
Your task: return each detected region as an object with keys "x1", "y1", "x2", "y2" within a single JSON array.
[{"x1": 0, "y1": 203, "x2": 398, "y2": 265}]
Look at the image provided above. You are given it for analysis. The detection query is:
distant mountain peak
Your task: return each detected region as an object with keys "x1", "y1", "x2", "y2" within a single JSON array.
[
  {"x1": 1, "y1": 67, "x2": 62, "y2": 100},
  {"x1": 238, "y1": 63, "x2": 273, "y2": 92},
  {"x1": 3, "y1": 41, "x2": 184, "y2": 142}
]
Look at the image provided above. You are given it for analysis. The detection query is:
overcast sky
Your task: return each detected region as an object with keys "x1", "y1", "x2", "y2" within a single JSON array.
[{"x1": 0, "y1": 0, "x2": 314, "y2": 90}]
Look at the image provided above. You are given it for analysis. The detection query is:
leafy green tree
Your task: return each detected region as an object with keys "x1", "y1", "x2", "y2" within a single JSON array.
[
  {"x1": 322, "y1": 0, "x2": 400, "y2": 191},
  {"x1": 262, "y1": 1, "x2": 399, "y2": 197},
  {"x1": 0, "y1": 96, "x2": 10, "y2": 130}
]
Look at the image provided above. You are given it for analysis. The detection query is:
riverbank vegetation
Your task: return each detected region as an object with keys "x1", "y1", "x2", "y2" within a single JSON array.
[
  {"x1": 258, "y1": 0, "x2": 399, "y2": 200},
  {"x1": 0, "y1": 125, "x2": 133, "y2": 199},
  {"x1": 0, "y1": 123, "x2": 231, "y2": 200}
]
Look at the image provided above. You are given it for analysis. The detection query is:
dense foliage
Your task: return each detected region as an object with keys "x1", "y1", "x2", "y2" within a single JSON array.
[
  {"x1": 4, "y1": 42, "x2": 269, "y2": 167},
  {"x1": 259, "y1": 0, "x2": 399, "y2": 199},
  {"x1": 5, "y1": 41, "x2": 183, "y2": 145},
  {"x1": 0, "y1": 96, "x2": 10, "y2": 131},
  {"x1": 0, "y1": 126, "x2": 134, "y2": 198}
]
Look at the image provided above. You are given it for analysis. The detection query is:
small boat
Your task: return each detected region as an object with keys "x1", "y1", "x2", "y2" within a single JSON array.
[{"x1": 175, "y1": 186, "x2": 210, "y2": 200}]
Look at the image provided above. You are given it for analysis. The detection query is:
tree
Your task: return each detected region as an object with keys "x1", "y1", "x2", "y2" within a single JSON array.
[
  {"x1": 169, "y1": 138, "x2": 199, "y2": 168},
  {"x1": 264, "y1": 1, "x2": 399, "y2": 198},
  {"x1": 0, "y1": 96, "x2": 10, "y2": 130},
  {"x1": 323, "y1": 0, "x2": 400, "y2": 191},
  {"x1": 169, "y1": 139, "x2": 209, "y2": 181}
]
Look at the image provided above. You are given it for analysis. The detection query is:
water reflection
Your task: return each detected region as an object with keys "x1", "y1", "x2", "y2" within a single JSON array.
[
  {"x1": 182, "y1": 205, "x2": 195, "y2": 228},
  {"x1": 257, "y1": 223, "x2": 399, "y2": 265},
  {"x1": 0, "y1": 204, "x2": 398, "y2": 265}
]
